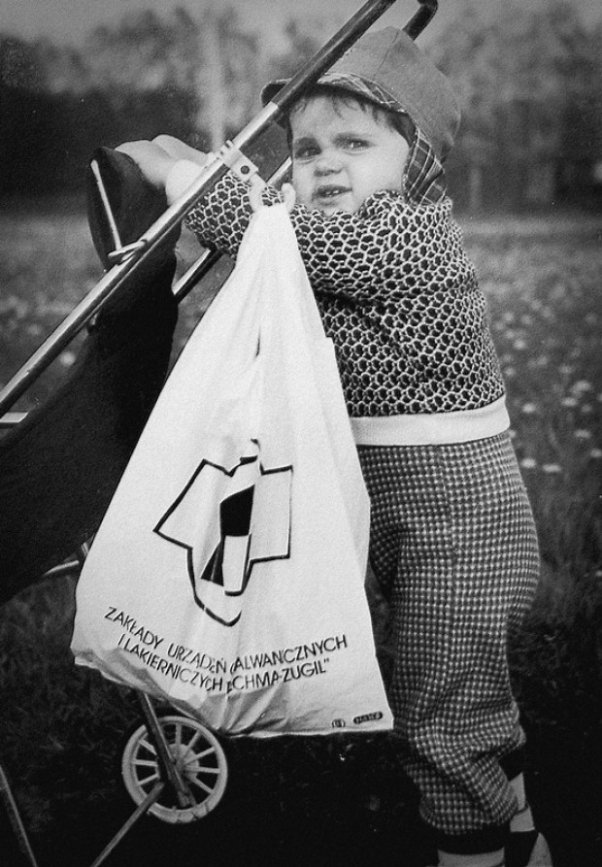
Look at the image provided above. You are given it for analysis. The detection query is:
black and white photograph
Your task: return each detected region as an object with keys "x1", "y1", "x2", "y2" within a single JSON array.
[{"x1": 1, "y1": 1, "x2": 601, "y2": 865}]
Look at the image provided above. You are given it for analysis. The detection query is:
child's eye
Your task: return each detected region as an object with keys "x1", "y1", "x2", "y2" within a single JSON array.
[
  {"x1": 342, "y1": 137, "x2": 369, "y2": 150},
  {"x1": 293, "y1": 143, "x2": 319, "y2": 161}
]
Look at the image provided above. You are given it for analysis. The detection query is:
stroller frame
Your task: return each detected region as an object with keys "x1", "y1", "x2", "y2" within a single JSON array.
[{"x1": 0, "y1": 3, "x2": 438, "y2": 864}]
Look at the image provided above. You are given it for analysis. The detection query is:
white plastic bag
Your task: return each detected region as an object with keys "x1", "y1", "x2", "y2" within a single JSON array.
[{"x1": 71, "y1": 204, "x2": 392, "y2": 736}]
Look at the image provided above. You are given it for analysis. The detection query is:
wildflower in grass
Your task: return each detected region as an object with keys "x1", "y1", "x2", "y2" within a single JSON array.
[
  {"x1": 520, "y1": 458, "x2": 537, "y2": 470},
  {"x1": 572, "y1": 380, "x2": 593, "y2": 393},
  {"x1": 521, "y1": 402, "x2": 537, "y2": 415},
  {"x1": 60, "y1": 351, "x2": 76, "y2": 367},
  {"x1": 541, "y1": 463, "x2": 562, "y2": 475},
  {"x1": 503, "y1": 366, "x2": 516, "y2": 379},
  {"x1": 574, "y1": 429, "x2": 593, "y2": 440},
  {"x1": 589, "y1": 449, "x2": 602, "y2": 460},
  {"x1": 580, "y1": 404, "x2": 594, "y2": 415},
  {"x1": 561, "y1": 396, "x2": 579, "y2": 408},
  {"x1": 559, "y1": 364, "x2": 574, "y2": 375},
  {"x1": 513, "y1": 338, "x2": 527, "y2": 351}
]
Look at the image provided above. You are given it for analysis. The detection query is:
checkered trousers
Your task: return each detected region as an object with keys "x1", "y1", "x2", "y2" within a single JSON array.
[{"x1": 358, "y1": 431, "x2": 540, "y2": 849}]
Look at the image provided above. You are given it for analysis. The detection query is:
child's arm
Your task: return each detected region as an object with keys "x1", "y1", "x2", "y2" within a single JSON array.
[
  {"x1": 184, "y1": 172, "x2": 470, "y2": 304},
  {"x1": 115, "y1": 138, "x2": 471, "y2": 304}
]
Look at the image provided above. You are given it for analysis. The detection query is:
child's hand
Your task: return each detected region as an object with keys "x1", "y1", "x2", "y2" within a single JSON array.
[
  {"x1": 151, "y1": 135, "x2": 208, "y2": 167},
  {"x1": 116, "y1": 136, "x2": 208, "y2": 191}
]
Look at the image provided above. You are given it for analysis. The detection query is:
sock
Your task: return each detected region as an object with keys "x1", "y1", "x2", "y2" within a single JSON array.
[
  {"x1": 509, "y1": 773, "x2": 536, "y2": 833},
  {"x1": 506, "y1": 772, "x2": 542, "y2": 867},
  {"x1": 437, "y1": 850, "x2": 505, "y2": 867}
]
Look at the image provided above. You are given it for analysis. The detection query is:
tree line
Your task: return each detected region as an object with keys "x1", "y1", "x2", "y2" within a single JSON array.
[{"x1": 1, "y1": 0, "x2": 601, "y2": 210}]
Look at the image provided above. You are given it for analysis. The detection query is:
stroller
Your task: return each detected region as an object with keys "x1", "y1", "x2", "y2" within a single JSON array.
[{"x1": 0, "y1": 3, "x2": 437, "y2": 864}]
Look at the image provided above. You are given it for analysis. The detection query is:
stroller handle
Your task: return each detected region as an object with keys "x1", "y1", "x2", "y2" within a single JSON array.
[{"x1": 0, "y1": 0, "x2": 437, "y2": 418}]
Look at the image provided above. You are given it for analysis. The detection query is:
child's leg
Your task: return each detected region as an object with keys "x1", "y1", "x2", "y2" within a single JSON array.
[
  {"x1": 505, "y1": 771, "x2": 552, "y2": 867},
  {"x1": 509, "y1": 771, "x2": 535, "y2": 832},
  {"x1": 358, "y1": 434, "x2": 540, "y2": 860}
]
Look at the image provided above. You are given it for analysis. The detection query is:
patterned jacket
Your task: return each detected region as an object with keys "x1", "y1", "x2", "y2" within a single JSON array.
[{"x1": 183, "y1": 132, "x2": 505, "y2": 419}]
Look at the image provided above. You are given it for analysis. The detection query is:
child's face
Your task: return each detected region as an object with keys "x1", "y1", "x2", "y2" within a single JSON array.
[{"x1": 289, "y1": 94, "x2": 409, "y2": 216}]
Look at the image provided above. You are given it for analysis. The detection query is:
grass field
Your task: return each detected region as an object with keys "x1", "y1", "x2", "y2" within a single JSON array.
[{"x1": 1, "y1": 202, "x2": 601, "y2": 866}]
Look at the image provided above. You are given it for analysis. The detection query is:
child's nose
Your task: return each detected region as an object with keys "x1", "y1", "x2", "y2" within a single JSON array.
[{"x1": 314, "y1": 150, "x2": 343, "y2": 175}]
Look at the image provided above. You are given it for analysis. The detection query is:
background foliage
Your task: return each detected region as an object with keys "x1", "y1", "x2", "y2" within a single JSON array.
[{"x1": 1, "y1": 0, "x2": 601, "y2": 209}]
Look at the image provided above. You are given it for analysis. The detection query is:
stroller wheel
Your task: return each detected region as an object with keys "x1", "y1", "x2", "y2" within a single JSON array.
[{"x1": 121, "y1": 715, "x2": 228, "y2": 824}]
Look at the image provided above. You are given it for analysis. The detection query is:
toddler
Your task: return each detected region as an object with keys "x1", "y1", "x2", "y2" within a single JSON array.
[{"x1": 118, "y1": 27, "x2": 550, "y2": 867}]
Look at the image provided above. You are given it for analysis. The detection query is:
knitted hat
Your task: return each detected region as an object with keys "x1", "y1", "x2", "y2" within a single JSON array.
[{"x1": 261, "y1": 27, "x2": 461, "y2": 162}]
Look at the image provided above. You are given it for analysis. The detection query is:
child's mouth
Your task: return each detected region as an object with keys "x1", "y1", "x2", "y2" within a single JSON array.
[{"x1": 313, "y1": 185, "x2": 350, "y2": 206}]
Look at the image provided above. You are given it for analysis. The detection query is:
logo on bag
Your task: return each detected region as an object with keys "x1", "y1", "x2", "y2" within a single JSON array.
[
  {"x1": 353, "y1": 712, "x2": 384, "y2": 725},
  {"x1": 154, "y1": 450, "x2": 293, "y2": 627}
]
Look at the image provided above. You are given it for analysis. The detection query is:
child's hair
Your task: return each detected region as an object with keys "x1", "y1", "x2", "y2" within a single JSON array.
[{"x1": 286, "y1": 85, "x2": 416, "y2": 149}]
